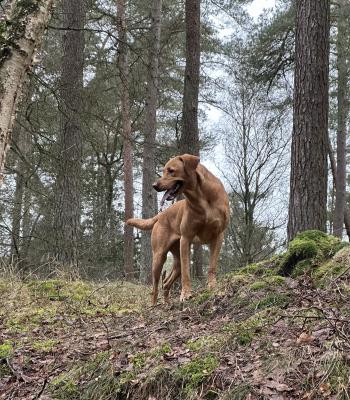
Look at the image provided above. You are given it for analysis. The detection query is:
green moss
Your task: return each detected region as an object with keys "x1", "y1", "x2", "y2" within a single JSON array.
[
  {"x1": 50, "y1": 351, "x2": 120, "y2": 400},
  {"x1": 5, "y1": 317, "x2": 27, "y2": 333},
  {"x1": 32, "y1": 339, "x2": 59, "y2": 352},
  {"x1": 280, "y1": 230, "x2": 342, "y2": 276},
  {"x1": 249, "y1": 281, "x2": 267, "y2": 291},
  {"x1": 249, "y1": 275, "x2": 285, "y2": 291},
  {"x1": 5, "y1": 306, "x2": 57, "y2": 332},
  {"x1": 28, "y1": 280, "x2": 93, "y2": 302},
  {"x1": 193, "y1": 289, "x2": 213, "y2": 305},
  {"x1": 239, "y1": 264, "x2": 259, "y2": 275},
  {"x1": 0, "y1": 341, "x2": 13, "y2": 359},
  {"x1": 50, "y1": 373, "x2": 80, "y2": 400},
  {"x1": 313, "y1": 259, "x2": 350, "y2": 285},
  {"x1": 28, "y1": 280, "x2": 66, "y2": 300},
  {"x1": 177, "y1": 354, "x2": 219, "y2": 390},
  {"x1": 251, "y1": 293, "x2": 289, "y2": 310},
  {"x1": 225, "y1": 274, "x2": 251, "y2": 288},
  {"x1": 291, "y1": 259, "x2": 313, "y2": 277},
  {"x1": 131, "y1": 353, "x2": 146, "y2": 371},
  {"x1": 186, "y1": 336, "x2": 219, "y2": 352},
  {"x1": 150, "y1": 342, "x2": 172, "y2": 358},
  {"x1": 224, "y1": 309, "x2": 276, "y2": 346},
  {"x1": 265, "y1": 275, "x2": 285, "y2": 285}
]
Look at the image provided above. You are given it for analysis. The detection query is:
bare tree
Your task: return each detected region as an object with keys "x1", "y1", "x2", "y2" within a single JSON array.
[
  {"x1": 117, "y1": 0, "x2": 134, "y2": 279},
  {"x1": 0, "y1": 0, "x2": 54, "y2": 184},
  {"x1": 180, "y1": 0, "x2": 202, "y2": 278},
  {"x1": 140, "y1": 0, "x2": 162, "y2": 284},
  {"x1": 221, "y1": 74, "x2": 288, "y2": 266},
  {"x1": 287, "y1": 0, "x2": 330, "y2": 241}
]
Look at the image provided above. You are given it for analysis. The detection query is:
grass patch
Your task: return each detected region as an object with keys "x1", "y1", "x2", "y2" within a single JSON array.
[
  {"x1": 0, "y1": 341, "x2": 13, "y2": 359},
  {"x1": 192, "y1": 289, "x2": 213, "y2": 305},
  {"x1": 150, "y1": 342, "x2": 172, "y2": 358},
  {"x1": 249, "y1": 276, "x2": 285, "y2": 291},
  {"x1": 251, "y1": 293, "x2": 289, "y2": 310},
  {"x1": 224, "y1": 309, "x2": 276, "y2": 346},
  {"x1": 186, "y1": 335, "x2": 219, "y2": 352},
  {"x1": 32, "y1": 338, "x2": 59, "y2": 353},
  {"x1": 177, "y1": 354, "x2": 219, "y2": 395},
  {"x1": 50, "y1": 351, "x2": 120, "y2": 400}
]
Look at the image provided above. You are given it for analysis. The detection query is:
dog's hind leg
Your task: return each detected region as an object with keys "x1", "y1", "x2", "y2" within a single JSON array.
[
  {"x1": 151, "y1": 251, "x2": 167, "y2": 306},
  {"x1": 208, "y1": 232, "x2": 224, "y2": 290},
  {"x1": 163, "y1": 241, "x2": 181, "y2": 303}
]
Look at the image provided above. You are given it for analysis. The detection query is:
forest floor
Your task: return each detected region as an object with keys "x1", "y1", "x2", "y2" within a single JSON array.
[{"x1": 1, "y1": 234, "x2": 350, "y2": 399}]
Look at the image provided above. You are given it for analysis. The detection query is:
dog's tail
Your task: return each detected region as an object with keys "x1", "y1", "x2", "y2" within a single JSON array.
[{"x1": 126, "y1": 215, "x2": 159, "y2": 231}]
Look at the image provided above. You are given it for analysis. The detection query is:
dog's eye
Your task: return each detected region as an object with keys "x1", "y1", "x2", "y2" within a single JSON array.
[{"x1": 168, "y1": 168, "x2": 175, "y2": 175}]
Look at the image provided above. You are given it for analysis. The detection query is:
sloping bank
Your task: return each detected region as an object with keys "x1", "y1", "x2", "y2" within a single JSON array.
[{"x1": 1, "y1": 231, "x2": 350, "y2": 399}]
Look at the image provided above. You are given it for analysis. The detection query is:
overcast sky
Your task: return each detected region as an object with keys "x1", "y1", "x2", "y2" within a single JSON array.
[{"x1": 247, "y1": 0, "x2": 276, "y2": 19}]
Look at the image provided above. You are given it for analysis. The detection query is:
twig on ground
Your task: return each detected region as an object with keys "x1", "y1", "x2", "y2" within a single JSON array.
[{"x1": 33, "y1": 378, "x2": 48, "y2": 400}]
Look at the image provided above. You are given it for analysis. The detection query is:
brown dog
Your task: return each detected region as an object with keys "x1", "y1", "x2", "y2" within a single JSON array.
[{"x1": 126, "y1": 154, "x2": 229, "y2": 304}]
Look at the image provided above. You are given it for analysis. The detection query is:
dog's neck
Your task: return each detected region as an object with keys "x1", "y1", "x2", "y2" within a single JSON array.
[{"x1": 183, "y1": 165, "x2": 216, "y2": 213}]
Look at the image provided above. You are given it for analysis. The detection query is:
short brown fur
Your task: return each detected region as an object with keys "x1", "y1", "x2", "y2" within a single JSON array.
[{"x1": 126, "y1": 154, "x2": 229, "y2": 304}]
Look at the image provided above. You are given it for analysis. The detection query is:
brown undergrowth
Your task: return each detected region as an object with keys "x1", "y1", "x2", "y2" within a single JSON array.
[{"x1": 1, "y1": 234, "x2": 350, "y2": 399}]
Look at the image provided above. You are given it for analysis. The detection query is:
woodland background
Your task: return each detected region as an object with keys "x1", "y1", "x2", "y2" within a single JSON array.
[{"x1": 0, "y1": 0, "x2": 348, "y2": 282}]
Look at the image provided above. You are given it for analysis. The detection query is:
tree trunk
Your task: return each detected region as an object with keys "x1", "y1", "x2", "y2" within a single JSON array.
[
  {"x1": 140, "y1": 0, "x2": 162, "y2": 284},
  {"x1": 180, "y1": 0, "x2": 203, "y2": 278},
  {"x1": 54, "y1": 0, "x2": 85, "y2": 266},
  {"x1": 287, "y1": 0, "x2": 330, "y2": 241},
  {"x1": 328, "y1": 140, "x2": 350, "y2": 240},
  {"x1": 0, "y1": 0, "x2": 54, "y2": 184},
  {"x1": 10, "y1": 125, "x2": 32, "y2": 263},
  {"x1": 117, "y1": 0, "x2": 134, "y2": 280},
  {"x1": 333, "y1": 0, "x2": 350, "y2": 239},
  {"x1": 180, "y1": 0, "x2": 200, "y2": 156}
]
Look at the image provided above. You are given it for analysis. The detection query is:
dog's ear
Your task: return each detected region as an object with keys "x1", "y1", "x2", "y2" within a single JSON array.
[{"x1": 179, "y1": 154, "x2": 200, "y2": 173}]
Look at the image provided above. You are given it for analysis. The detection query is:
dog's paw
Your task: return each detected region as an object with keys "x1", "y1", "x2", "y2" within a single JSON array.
[
  {"x1": 208, "y1": 277, "x2": 217, "y2": 290},
  {"x1": 180, "y1": 290, "x2": 192, "y2": 302}
]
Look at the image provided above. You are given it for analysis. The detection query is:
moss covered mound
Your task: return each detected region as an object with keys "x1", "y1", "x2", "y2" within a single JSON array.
[{"x1": 279, "y1": 230, "x2": 346, "y2": 276}]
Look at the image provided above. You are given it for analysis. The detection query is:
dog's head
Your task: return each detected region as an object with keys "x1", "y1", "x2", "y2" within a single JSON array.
[{"x1": 153, "y1": 154, "x2": 200, "y2": 205}]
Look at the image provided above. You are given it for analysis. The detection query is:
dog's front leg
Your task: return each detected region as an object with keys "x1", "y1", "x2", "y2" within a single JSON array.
[{"x1": 180, "y1": 236, "x2": 192, "y2": 301}]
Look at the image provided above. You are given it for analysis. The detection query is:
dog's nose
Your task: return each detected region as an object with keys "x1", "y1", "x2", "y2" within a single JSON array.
[{"x1": 153, "y1": 182, "x2": 162, "y2": 192}]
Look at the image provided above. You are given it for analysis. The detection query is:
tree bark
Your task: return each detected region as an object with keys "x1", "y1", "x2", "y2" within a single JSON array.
[
  {"x1": 140, "y1": 0, "x2": 162, "y2": 284},
  {"x1": 333, "y1": 0, "x2": 350, "y2": 239},
  {"x1": 180, "y1": 0, "x2": 203, "y2": 278},
  {"x1": 54, "y1": 0, "x2": 85, "y2": 266},
  {"x1": 0, "y1": 0, "x2": 54, "y2": 185},
  {"x1": 117, "y1": 0, "x2": 134, "y2": 280},
  {"x1": 328, "y1": 140, "x2": 350, "y2": 240},
  {"x1": 180, "y1": 0, "x2": 200, "y2": 156},
  {"x1": 287, "y1": 0, "x2": 330, "y2": 241}
]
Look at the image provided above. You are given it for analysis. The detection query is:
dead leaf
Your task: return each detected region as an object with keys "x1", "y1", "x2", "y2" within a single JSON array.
[
  {"x1": 319, "y1": 382, "x2": 331, "y2": 397},
  {"x1": 266, "y1": 380, "x2": 293, "y2": 392},
  {"x1": 177, "y1": 356, "x2": 191, "y2": 364},
  {"x1": 252, "y1": 369, "x2": 264, "y2": 384},
  {"x1": 297, "y1": 332, "x2": 315, "y2": 345}
]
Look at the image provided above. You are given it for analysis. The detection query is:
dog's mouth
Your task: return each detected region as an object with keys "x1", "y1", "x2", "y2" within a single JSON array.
[{"x1": 160, "y1": 181, "x2": 183, "y2": 207}]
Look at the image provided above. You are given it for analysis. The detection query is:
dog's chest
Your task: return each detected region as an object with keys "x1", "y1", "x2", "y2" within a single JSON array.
[{"x1": 195, "y1": 211, "x2": 224, "y2": 243}]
